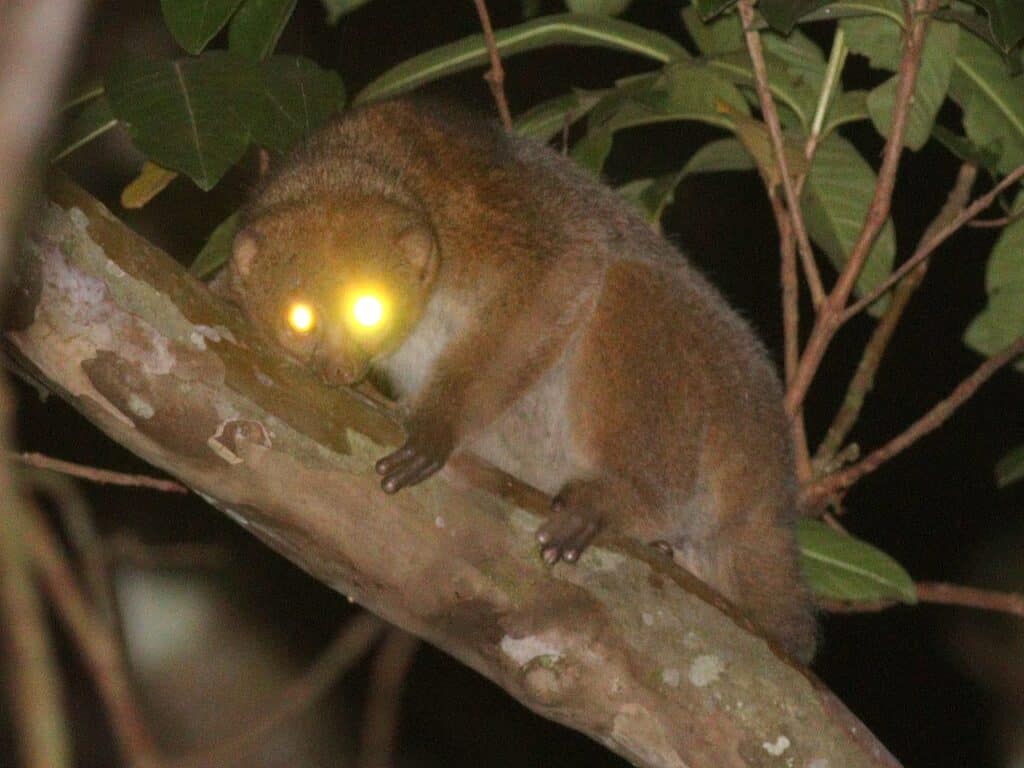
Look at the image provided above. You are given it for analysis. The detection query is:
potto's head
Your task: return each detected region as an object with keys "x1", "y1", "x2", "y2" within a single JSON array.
[{"x1": 225, "y1": 196, "x2": 439, "y2": 386}]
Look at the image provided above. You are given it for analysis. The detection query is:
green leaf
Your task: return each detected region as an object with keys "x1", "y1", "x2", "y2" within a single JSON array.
[
  {"x1": 803, "y1": 134, "x2": 895, "y2": 314},
  {"x1": 681, "y1": 136, "x2": 757, "y2": 174},
  {"x1": 319, "y1": 0, "x2": 374, "y2": 24},
  {"x1": 759, "y1": 0, "x2": 833, "y2": 33},
  {"x1": 249, "y1": 56, "x2": 346, "y2": 151},
  {"x1": 680, "y1": 5, "x2": 743, "y2": 57},
  {"x1": 191, "y1": 212, "x2": 241, "y2": 278},
  {"x1": 228, "y1": 0, "x2": 297, "y2": 61},
  {"x1": 800, "y1": 0, "x2": 904, "y2": 26},
  {"x1": 565, "y1": 0, "x2": 632, "y2": 15},
  {"x1": 799, "y1": 519, "x2": 918, "y2": 604},
  {"x1": 931, "y1": 125, "x2": 1003, "y2": 178},
  {"x1": 950, "y1": 31, "x2": 1024, "y2": 175},
  {"x1": 962, "y1": 0, "x2": 1024, "y2": 52},
  {"x1": 618, "y1": 137, "x2": 756, "y2": 223},
  {"x1": 823, "y1": 89, "x2": 870, "y2": 135},
  {"x1": 570, "y1": 128, "x2": 613, "y2": 174},
  {"x1": 106, "y1": 53, "x2": 252, "y2": 189},
  {"x1": 965, "y1": 189, "x2": 1024, "y2": 371},
  {"x1": 52, "y1": 95, "x2": 118, "y2": 163},
  {"x1": 106, "y1": 53, "x2": 344, "y2": 190},
  {"x1": 590, "y1": 60, "x2": 749, "y2": 137},
  {"x1": 866, "y1": 20, "x2": 958, "y2": 150},
  {"x1": 161, "y1": 0, "x2": 245, "y2": 54},
  {"x1": 356, "y1": 13, "x2": 688, "y2": 103},
  {"x1": 840, "y1": 13, "x2": 901, "y2": 70},
  {"x1": 693, "y1": 0, "x2": 737, "y2": 18},
  {"x1": 513, "y1": 90, "x2": 605, "y2": 140},
  {"x1": 708, "y1": 44, "x2": 821, "y2": 130},
  {"x1": 995, "y1": 444, "x2": 1024, "y2": 487}
]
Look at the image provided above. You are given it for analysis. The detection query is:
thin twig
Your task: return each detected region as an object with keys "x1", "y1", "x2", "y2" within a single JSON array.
[
  {"x1": 1, "y1": 386, "x2": 71, "y2": 768},
  {"x1": 841, "y1": 163, "x2": 1024, "y2": 322},
  {"x1": 785, "y1": 0, "x2": 936, "y2": 417},
  {"x1": 168, "y1": 613, "x2": 386, "y2": 768},
  {"x1": 28, "y1": 469, "x2": 124, "y2": 643},
  {"x1": 804, "y1": 335, "x2": 1024, "y2": 505},
  {"x1": 472, "y1": 0, "x2": 513, "y2": 130},
  {"x1": 737, "y1": 0, "x2": 825, "y2": 309},
  {"x1": 8, "y1": 451, "x2": 188, "y2": 493},
  {"x1": 770, "y1": 192, "x2": 813, "y2": 481},
  {"x1": 23, "y1": 502, "x2": 160, "y2": 767},
  {"x1": 356, "y1": 628, "x2": 421, "y2": 768},
  {"x1": 823, "y1": 582, "x2": 1024, "y2": 620},
  {"x1": 915, "y1": 582, "x2": 1024, "y2": 618},
  {"x1": 967, "y1": 209, "x2": 1024, "y2": 228},
  {"x1": 814, "y1": 163, "x2": 979, "y2": 468}
]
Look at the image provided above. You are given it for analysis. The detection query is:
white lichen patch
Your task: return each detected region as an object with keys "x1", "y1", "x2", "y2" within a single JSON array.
[
  {"x1": 687, "y1": 654, "x2": 724, "y2": 687},
  {"x1": 190, "y1": 324, "x2": 236, "y2": 350},
  {"x1": 509, "y1": 507, "x2": 541, "y2": 534},
  {"x1": 586, "y1": 548, "x2": 627, "y2": 571},
  {"x1": 500, "y1": 634, "x2": 564, "y2": 667},
  {"x1": 104, "y1": 260, "x2": 126, "y2": 278},
  {"x1": 253, "y1": 366, "x2": 274, "y2": 387},
  {"x1": 642, "y1": 612, "x2": 654, "y2": 626},
  {"x1": 762, "y1": 736, "x2": 790, "y2": 756},
  {"x1": 683, "y1": 631, "x2": 702, "y2": 650},
  {"x1": 661, "y1": 667, "x2": 680, "y2": 687},
  {"x1": 434, "y1": 515, "x2": 446, "y2": 528},
  {"x1": 127, "y1": 393, "x2": 154, "y2": 419}
]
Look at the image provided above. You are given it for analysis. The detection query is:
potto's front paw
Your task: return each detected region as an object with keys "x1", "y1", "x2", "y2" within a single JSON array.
[
  {"x1": 375, "y1": 423, "x2": 453, "y2": 494},
  {"x1": 536, "y1": 490, "x2": 603, "y2": 565}
]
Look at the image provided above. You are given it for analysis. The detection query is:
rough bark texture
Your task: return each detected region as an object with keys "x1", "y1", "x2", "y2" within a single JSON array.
[{"x1": 4, "y1": 175, "x2": 902, "y2": 768}]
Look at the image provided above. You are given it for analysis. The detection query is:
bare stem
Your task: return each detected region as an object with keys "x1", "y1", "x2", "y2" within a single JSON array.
[
  {"x1": 24, "y1": 503, "x2": 159, "y2": 767},
  {"x1": 785, "y1": 0, "x2": 935, "y2": 417},
  {"x1": 7, "y1": 451, "x2": 188, "y2": 493},
  {"x1": 737, "y1": 0, "x2": 825, "y2": 309},
  {"x1": 804, "y1": 335, "x2": 1024, "y2": 505},
  {"x1": 824, "y1": 582, "x2": 1024, "y2": 620},
  {"x1": 356, "y1": 628, "x2": 421, "y2": 768},
  {"x1": 841, "y1": 163, "x2": 1024, "y2": 322},
  {"x1": 814, "y1": 163, "x2": 979, "y2": 467},
  {"x1": 472, "y1": 0, "x2": 513, "y2": 130}
]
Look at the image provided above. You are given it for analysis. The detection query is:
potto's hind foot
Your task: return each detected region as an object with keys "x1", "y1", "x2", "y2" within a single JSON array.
[{"x1": 536, "y1": 485, "x2": 605, "y2": 565}]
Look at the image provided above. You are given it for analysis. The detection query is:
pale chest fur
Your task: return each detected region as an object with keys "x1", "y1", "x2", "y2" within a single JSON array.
[{"x1": 375, "y1": 290, "x2": 588, "y2": 496}]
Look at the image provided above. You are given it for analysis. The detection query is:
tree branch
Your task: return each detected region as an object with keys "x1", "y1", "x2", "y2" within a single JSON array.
[
  {"x1": 472, "y1": 0, "x2": 514, "y2": 130},
  {"x1": 813, "y1": 163, "x2": 979, "y2": 469},
  {"x1": 785, "y1": 0, "x2": 936, "y2": 417},
  {"x1": 804, "y1": 335, "x2": 1024, "y2": 505},
  {"x1": 737, "y1": 0, "x2": 825, "y2": 309},
  {"x1": 841, "y1": 163, "x2": 1024, "y2": 323},
  {"x1": 8, "y1": 451, "x2": 189, "y2": 493},
  {"x1": 3, "y1": 174, "x2": 904, "y2": 768}
]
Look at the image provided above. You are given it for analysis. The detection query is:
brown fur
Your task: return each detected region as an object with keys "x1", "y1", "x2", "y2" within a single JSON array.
[{"x1": 222, "y1": 98, "x2": 818, "y2": 662}]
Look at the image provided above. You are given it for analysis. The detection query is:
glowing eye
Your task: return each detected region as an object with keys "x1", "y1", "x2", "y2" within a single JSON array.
[
  {"x1": 287, "y1": 302, "x2": 316, "y2": 334},
  {"x1": 352, "y1": 295, "x2": 385, "y2": 328}
]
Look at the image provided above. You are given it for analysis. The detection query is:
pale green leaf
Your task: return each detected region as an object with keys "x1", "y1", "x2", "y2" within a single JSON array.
[
  {"x1": 995, "y1": 444, "x2": 1024, "y2": 487},
  {"x1": 191, "y1": 212, "x2": 240, "y2": 278},
  {"x1": 803, "y1": 134, "x2": 896, "y2": 314},
  {"x1": 52, "y1": 95, "x2": 118, "y2": 163},
  {"x1": 798, "y1": 519, "x2": 917, "y2": 604},
  {"x1": 356, "y1": 14, "x2": 688, "y2": 104}
]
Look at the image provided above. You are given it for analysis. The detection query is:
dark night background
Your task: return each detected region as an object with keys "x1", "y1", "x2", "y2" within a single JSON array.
[{"x1": 6, "y1": 1, "x2": 1023, "y2": 766}]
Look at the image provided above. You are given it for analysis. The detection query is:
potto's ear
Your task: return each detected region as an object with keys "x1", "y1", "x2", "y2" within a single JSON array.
[
  {"x1": 231, "y1": 229, "x2": 260, "y2": 279},
  {"x1": 397, "y1": 225, "x2": 438, "y2": 285}
]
